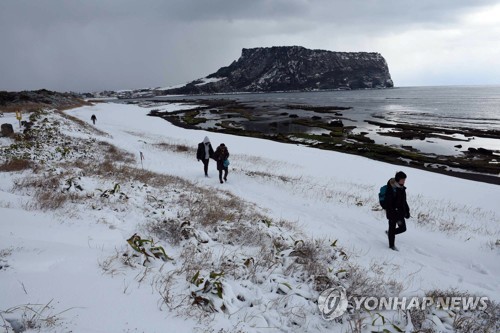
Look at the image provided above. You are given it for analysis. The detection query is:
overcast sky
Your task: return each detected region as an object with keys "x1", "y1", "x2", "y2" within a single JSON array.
[{"x1": 1, "y1": 0, "x2": 500, "y2": 92}]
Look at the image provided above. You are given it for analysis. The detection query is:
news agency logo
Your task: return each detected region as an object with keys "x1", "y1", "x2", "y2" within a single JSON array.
[
  {"x1": 318, "y1": 288, "x2": 490, "y2": 321},
  {"x1": 317, "y1": 286, "x2": 348, "y2": 320}
]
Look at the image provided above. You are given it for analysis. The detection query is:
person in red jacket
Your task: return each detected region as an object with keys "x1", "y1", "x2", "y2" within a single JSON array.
[{"x1": 384, "y1": 171, "x2": 410, "y2": 251}]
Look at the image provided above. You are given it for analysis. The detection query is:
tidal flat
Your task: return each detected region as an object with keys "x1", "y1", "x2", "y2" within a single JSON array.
[{"x1": 139, "y1": 98, "x2": 500, "y2": 185}]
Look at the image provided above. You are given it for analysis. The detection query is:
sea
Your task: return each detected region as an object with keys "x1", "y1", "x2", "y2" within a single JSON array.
[{"x1": 157, "y1": 85, "x2": 500, "y2": 157}]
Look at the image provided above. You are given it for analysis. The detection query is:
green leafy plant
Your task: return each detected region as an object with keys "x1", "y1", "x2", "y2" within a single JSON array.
[
  {"x1": 126, "y1": 233, "x2": 173, "y2": 265},
  {"x1": 55, "y1": 146, "x2": 71, "y2": 158},
  {"x1": 98, "y1": 183, "x2": 128, "y2": 199},
  {"x1": 188, "y1": 270, "x2": 228, "y2": 312},
  {"x1": 261, "y1": 218, "x2": 272, "y2": 228},
  {"x1": 64, "y1": 177, "x2": 83, "y2": 192}
]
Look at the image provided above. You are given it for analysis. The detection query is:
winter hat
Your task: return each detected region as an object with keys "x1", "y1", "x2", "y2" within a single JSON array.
[
  {"x1": 395, "y1": 171, "x2": 407, "y2": 182},
  {"x1": 203, "y1": 136, "x2": 210, "y2": 144}
]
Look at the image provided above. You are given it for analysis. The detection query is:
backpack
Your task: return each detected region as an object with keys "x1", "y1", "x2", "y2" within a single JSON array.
[
  {"x1": 378, "y1": 185, "x2": 391, "y2": 209},
  {"x1": 223, "y1": 159, "x2": 230, "y2": 167}
]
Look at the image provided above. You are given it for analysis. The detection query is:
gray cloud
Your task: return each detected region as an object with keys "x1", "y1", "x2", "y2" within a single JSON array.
[{"x1": 1, "y1": 0, "x2": 499, "y2": 92}]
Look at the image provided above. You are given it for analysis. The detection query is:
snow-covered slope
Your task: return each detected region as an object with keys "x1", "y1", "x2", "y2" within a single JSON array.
[{"x1": 1, "y1": 103, "x2": 498, "y2": 332}]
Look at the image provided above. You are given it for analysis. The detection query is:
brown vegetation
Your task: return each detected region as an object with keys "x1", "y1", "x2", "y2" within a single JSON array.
[{"x1": 0, "y1": 158, "x2": 31, "y2": 172}]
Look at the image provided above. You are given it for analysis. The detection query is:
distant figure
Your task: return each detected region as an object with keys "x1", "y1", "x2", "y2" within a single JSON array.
[
  {"x1": 213, "y1": 143, "x2": 230, "y2": 184},
  {"x1": 384, "y1": 171, "x2": 410, "y2": 251},
  {"x1": 196, "y1": 136, "x2": 214, "y2": 177},
  {"x1": 91, "y1": 114, "x2": 97, "y2": 125}
]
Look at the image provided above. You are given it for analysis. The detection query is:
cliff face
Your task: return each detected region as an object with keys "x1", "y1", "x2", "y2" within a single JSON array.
[{"x1": 162, "y1": 46, "x2": 393, "y2": 95}]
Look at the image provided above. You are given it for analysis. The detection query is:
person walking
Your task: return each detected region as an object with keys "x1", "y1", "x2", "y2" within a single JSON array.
[
  {"x1": 91, "y1": 114, "x2": 97, "y2": 125},
  {"x1": 196, "y1": 136, "x2": 214, "y2": 177},
  {"x1": 213, "y1": 143, "x2": 230, "y2": 184},
  {"x1": 384, "y1": 171, "x2": 410, "y2": 251}
]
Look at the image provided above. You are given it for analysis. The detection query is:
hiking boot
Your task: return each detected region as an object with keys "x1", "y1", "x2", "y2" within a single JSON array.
[
  {"x1": 220, "y1": 180, "x2": 224, "y2": 184},
  {"x1": 390, "y1": 246, "x2": 399, "y2": 251},
  {"x1": 223, "y1": 177, "x2": 227, "y2": 181}
]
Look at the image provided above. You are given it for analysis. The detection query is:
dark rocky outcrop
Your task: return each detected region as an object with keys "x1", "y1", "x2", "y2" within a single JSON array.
[
  {"x1": 161, "y1": 46, "x2": 393, "y2": 95},
  {"x1": 1, "y1": 123, "x2": 14, "y2": 137},
  {"x1": 0, "y1": 89, "x2": 88, "y2": 111}
]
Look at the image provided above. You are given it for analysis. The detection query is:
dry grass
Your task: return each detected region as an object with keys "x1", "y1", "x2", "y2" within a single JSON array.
[
  {"x1": 98, "y1": 141, "x2": 135, "y2": 164},
  {"x1": 13, "y1": 173, "x2": 61, "y2": 191},
  {"x1": 55, "y1": 110, "x2": 108, "y2": 137},
  {"x1": 289, "y1": 240, "x2": 329, "y2": 278},
  {"x1": 175, "y1": 187, "x2": 248, "y2": 227},
  {"x1": 113, "y1": 165, "x2": 188, "y2": 187},
  {"x1": 345, "y1": 263, "x2": 403, "y2": 299},
  {"x1": 0, "y1": 300, "x2": 70, "y2": 332},
  {"x1": 12, "y1": 171, "x2": 85, "y2": 211},
  {"x1": 34, "y1": 191, "x2": 84, "y2": 211},
  {"x1": 68, "y1": 152, "x2": 181, "y2": 187},
  {"x1": 0, "y1": 103, "x2": 46, "y2": 114},
  {"x1": 153, "y1": 142, "x2": 194, "y2": 154},
  {"x1": 244, "y1": 170, "x2": 298, "y2": 183},
  {"x1": 57, "y1": 100, "x2": 92, "y2": 111},
  {"x1": 0, "y1": 159, "x2": 32, "y2": 172},
  {"x1": 178, "y1": 246, "x2": 215, "y2": 279},
  {"x1": 423, "y1": 289, "x2": 500, "y2": 333},
  {"x1": 146, "y1": 218, "x2": 185, "y2": 246}
]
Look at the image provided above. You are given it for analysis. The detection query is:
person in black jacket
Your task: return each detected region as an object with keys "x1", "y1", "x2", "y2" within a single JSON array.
[
  {"x1": 91, "y1": 114, "x2": 97, "y2": 125},
  {"x1": 384, "y1": 171, "x2": 410, "y2": 251},
  {"x1": 213, "y1": 143, "x2": 229, "y2": 184},
  {"x1": 196, "y1": 136, "x2": 214, "y2": 177}
]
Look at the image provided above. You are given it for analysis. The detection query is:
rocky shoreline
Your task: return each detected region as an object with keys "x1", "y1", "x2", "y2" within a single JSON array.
[{"x1": 141, "y1": 98, "x2": 500, "y2": 185}]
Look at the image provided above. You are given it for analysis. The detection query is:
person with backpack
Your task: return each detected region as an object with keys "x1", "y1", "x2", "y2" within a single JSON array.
[
  {"x1": 196, "y1": 136, "x2": 214, "y2": 177},
  {"x1": 380, "y1": 171, "x2": 410, "y2": 251},
  {"x1": 213, "y1": 143, "x2": 230, "y2": 184}
]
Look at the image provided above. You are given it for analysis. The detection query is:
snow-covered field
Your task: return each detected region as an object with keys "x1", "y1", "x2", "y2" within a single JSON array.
[{"x1": 1, "y1": 102, "x2": 498, "y2": 332}]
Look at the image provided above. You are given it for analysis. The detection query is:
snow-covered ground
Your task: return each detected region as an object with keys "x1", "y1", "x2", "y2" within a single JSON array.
[{"x1": 1, "y1": 103, "x2": 498, "y2": 332}]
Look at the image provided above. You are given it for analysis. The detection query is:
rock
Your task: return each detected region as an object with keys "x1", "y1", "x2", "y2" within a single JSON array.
[
  {"x1": 329, "y1": 119, "x2": 344, "y2": 127},
  {"x1": 311, "y1": 116, "x2": 322, "y2": 120},
  {"x1": 467, "y1": 147, "x2": 493, "y2": 155},
  {"x1": 1, "y1": 123, "x2": 14, "y2": 137},
  {"x1": 454, "y1": 144, "x2": 462, "y2": 149},
  {"x1": 160, "y1": 46, "x2": 393, "y2": 95},
  {"x1": 477, "y1": 148, "x2": 493, "y2": 155}
]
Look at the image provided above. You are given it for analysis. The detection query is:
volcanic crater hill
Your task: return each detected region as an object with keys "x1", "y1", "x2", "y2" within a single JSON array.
[
  {"x1": 161, "y1": 46, "x2": 394, "y2": 95},
  {"x1": 0, "y1": 89, "x2": 89, "y2": 112}
]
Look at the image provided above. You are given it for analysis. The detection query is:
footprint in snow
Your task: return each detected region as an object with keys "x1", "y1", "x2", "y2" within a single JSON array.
[
  {"x1": 470, "y1": 263, "x2": 489, "y2": 275},
  {"x1": 414, "y1": 247, "x2": 432, "y2": 257}
]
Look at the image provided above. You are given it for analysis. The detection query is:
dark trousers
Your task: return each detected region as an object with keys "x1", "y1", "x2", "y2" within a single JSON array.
[
  {"x1": 388, "y1": 219, "x2": 406, "y2": 247},
  {"x1": 202, "y1": 159, "x2": 209, "y2": 176},
  {"x1": 219, "y1": 167, "x2": 228, "y2": 182}
]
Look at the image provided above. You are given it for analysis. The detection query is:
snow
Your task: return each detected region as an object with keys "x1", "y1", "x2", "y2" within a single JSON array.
[
  {"x1": 156, "y1": 83, "x2": 188, "y2": 90},
  {"x1": 194, "y1": 77, "x2": 226, "y2": 86},
  {"x1": 1, "y1": 102, "x2": 499, "y2": 332}
]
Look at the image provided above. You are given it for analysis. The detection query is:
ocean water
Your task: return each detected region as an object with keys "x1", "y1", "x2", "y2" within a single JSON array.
[{"x1": 156, "y1": 85, "x2": 500, "y2": 156}]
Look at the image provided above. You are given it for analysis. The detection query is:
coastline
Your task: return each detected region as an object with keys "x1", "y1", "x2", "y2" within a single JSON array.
[{"x1": 140, "y1": 97, "x2": 500, "y2": 185}]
